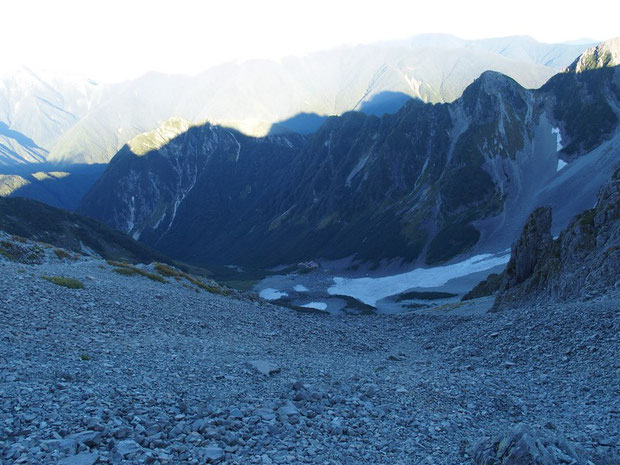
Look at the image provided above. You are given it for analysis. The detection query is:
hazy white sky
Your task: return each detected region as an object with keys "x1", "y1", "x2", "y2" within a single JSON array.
[{"x1": 2, "y1": 0, "x2": 617, "y2": 82}]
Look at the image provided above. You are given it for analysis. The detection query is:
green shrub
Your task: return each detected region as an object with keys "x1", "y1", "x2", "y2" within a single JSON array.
[
  {"x1": 109, "y1": 260, "x2": 166, "y2": 283},
  {"x1": 112, "y1": 267, "x2": 138, "y2": 276},
  {"x1": 42, "y1": 276, "x2": 84, "y2": 289},
  {"x1": 154, "y1": 262, "x2": 231, "y2": 295},
  {"x1": 54, "y1": 249, "x2": 73, "y2": 260}
]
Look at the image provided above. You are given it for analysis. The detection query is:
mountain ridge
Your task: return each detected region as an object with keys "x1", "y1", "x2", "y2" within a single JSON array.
[
  {"x1": 78, "y1": 42, "x2": 620, "y2": 268},
  {"x1": 0, "y1": 36, "x2": 593, "y2": 166}
]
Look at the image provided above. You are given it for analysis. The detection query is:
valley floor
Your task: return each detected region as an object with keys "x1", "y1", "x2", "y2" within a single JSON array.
[{"x1": 0, "y1": 255, "x2": 618, "y2": 464}]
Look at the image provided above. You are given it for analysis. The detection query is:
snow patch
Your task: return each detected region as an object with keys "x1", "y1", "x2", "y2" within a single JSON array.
[
  {"x1": 328, "y1": 252, "x2": 510, "y2": 306},
  {"x1": 551, "y1": 127, "x2": 563, "y2": 151},
  {"x1": 556, "y1": 159, "x2": 567, "y2": 171},
  {"x1": 345, "y1": 155, "x2": 369, "y2": 187},
  {"x1": 301, "y1": 302, "x2": 327, "y2": 311},
  {"x1": 293, "y1": 284, "x2": 309, "y2": 292},
  {"x1": 259, "y1": 288, "x2": 288, "y2": 300}
]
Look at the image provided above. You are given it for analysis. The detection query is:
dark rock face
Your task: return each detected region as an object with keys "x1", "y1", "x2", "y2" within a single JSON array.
[
  {"x1": 502, "y1": 206, "x2": 554, "y2": 290},
  {"x1": 494, "y1": 169, "x2": 620, "y2": 309},
  {"x1": 472, "y1": 426, "x2": 589, "y2": 465}
]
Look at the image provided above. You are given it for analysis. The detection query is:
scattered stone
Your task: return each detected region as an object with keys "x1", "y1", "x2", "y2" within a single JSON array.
[
  {"x1": 116, "y1": 439, "x2": 142, "y2": 457},
  {"x1": 248, "y1": 360, "x2": 281, "y2": 376},
  {"x1": 472, "y1": 426, "x2": 588, "y2": 465}
]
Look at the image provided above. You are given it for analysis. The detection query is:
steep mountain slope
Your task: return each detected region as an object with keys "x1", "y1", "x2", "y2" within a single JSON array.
[
  {"x1": 0, "y1": 196, "x2": 169, "y2": 263},
  {"x1": 80, "y1": 126, "x2": 306, "y2": 243},
  {"x1": 79, "y1": 38, "x2": 619, "y2": 269},
  {"x1": 44, "y1": 36, "x2": 589, "y2": 164}
]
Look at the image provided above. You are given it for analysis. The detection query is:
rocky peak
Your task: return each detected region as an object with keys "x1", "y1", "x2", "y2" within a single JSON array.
[
  {"x1": 460, "y1": 71, "x2": 527, "y2": 122},
  {"x1": 564, "y1": 37, "x2": 620, "y2": 73}
]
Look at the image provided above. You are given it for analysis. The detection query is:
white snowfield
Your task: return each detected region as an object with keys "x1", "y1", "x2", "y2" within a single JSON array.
[
  {"x1": 557, "y1": 159, "x2": 568, "y2": 171},
  {"x1": 301, "y1": 302, "x2": 328, "y2": 310},
  {"x1": 328, "y1": 252, "x2": 511, "y2": 306},
  {"x1": 293, "y1": 284, "x2": 309, "y2": 292},
  {"x1": 551, "y1": 127, "x2": 567, "y2": 171},
  {"x1": 259, "y1": 288, "x2": 288, "y2": 300}
]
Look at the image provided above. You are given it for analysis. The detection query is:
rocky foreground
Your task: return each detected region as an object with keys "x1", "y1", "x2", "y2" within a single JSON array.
[{"x1": 0, "y1": 239, "x2": 618, "y2": 465}]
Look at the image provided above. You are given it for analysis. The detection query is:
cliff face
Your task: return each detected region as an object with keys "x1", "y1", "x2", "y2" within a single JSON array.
[{"x1": 494, "y1": 168, "x2": 620, "y2": 309}]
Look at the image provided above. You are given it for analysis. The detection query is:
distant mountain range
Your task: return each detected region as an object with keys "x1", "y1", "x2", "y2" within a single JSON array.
[
  {"x1": 78, "y1": 39, "x2": 619, "y2": 269},
  {"x1": 0, "y1": 35, "x2": 593, "y2": 166}
]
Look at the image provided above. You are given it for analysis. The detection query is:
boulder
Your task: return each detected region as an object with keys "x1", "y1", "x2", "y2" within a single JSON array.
[{"x1": 472, "y1": 426, "x2": 588, "y2": 465}]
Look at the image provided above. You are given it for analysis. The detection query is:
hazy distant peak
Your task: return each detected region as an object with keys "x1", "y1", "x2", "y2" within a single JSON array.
[
  {"x1": 128, "y1": 117, "x2": 194, "y2": 156},
  {"x1": 565, "y1": 37, "x2": 620, "y2": 73}
]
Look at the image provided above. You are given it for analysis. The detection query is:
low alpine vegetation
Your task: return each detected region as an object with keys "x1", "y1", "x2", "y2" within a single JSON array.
[
  {"x1": 107, "y1": 260, "x2": 166, "y2": 283},
  {"x1": 154, "y1": 262, "x2": 232, "y2": 296},
  {"x1": 41, "y1": 276, "x2": 84, "y2": 289}
]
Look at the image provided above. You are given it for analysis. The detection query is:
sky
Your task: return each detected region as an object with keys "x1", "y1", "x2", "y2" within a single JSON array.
[{"x1": 2, "y1": 0, "x2": 617, "y2": 82}]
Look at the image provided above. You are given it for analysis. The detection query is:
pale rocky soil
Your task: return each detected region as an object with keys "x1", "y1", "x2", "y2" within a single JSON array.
[{"x1": 0, "y1": 238, "x2": 618, "y2": 464}]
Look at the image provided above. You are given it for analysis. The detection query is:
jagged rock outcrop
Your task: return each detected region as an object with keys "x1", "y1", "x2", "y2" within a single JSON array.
[
  {"x1": 472, "y1": 426, "x2": 589, "y2": 465},
  {"x1": 494, "y1": 168, "x2": 620, "y2": 309}
]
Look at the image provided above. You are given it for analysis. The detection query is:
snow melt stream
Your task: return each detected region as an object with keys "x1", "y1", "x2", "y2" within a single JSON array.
[{"x1": 328, "y1": 252, "x2": 510, "y2": 306}]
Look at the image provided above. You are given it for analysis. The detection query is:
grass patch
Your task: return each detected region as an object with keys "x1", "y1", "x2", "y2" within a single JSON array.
[
  {"x1": 54, "y1": 248, "x2": 73, "y2": 260},
  {"x1": 154, "y1": 262, "x2": 232, "y2": 296},
  {"x1": 429, "y1": 302, "x2": 466, "y2": 312},
  {"x1": 404, "y1": 303, "x2": 430, "y2": 309},
  {"x1": 42, "y1": 276, "x2": 84, "y2": 289},
  {"x1": 79, "y1": 354, "x2": 91, "y2": 361},
  {"x1": 395, "y1": 291, "x2": 457, "y2": 302},
  {"x1": 112, "y1": 267, "x2": 138, "y2": 276},
  {"x1": 578, "y1": 208, "x2": 596, "y2": 228},
  {"x1": 330, "y1": 294, "x2": 376, "y2": 313},
  {"x1": 108, "y1": 260, "x2": 166, "y2": 283}
]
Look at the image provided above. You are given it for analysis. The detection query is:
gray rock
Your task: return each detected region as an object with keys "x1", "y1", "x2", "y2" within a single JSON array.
[
  {"x1": 58, "y1": 452, "x2": 99, "y2": 465},
  {"x1": 66, "y1": 431, "x2": 103, "y2": 447},
  {"x1": 248, "y1": 360, "x2": 281, "y2": 376},
  {"x1": 116, "y1": 439, "x2": 142, "y2": 457},
  {"x1": 472, "y1": 426, "x2": 588, "y2": 465},
  {"x1": 203, "y1": 445, "x2": 224, "y2": 462}
]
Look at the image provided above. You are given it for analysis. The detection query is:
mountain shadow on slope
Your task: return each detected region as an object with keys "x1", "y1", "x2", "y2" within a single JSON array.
[
  {"x1": 78, "y1": 61, "x2": 620, "y2": 269},
  {"x1": 0, "y1": 163, "x2": 107, "y2": 210},
  {"x1": 356, "y1": 91, "x2": 413, "y2": 116},
  {"x1": 268, "y1": 113, "x2": 328, "y2": 135}
]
